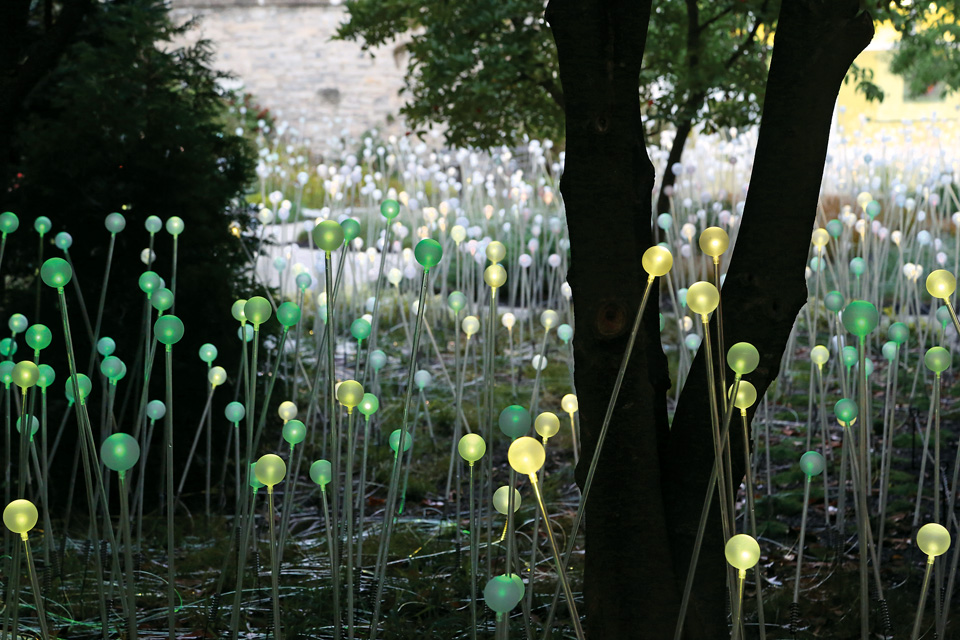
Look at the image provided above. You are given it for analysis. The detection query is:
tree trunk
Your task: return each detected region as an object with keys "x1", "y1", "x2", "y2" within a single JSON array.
[
  {"x1": 662, "y1": 1, "x2": 873, "y2": 637},
  {"x1": 546, "y1": 0, "x2": 679, "y2": 638},
  {"x1": 655, "y1": 117, "x2": 694, "y2": 217}
]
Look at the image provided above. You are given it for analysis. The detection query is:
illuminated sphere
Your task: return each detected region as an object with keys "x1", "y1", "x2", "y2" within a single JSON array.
[
  {"x1": 484, "y1": 264, "x2": 506, "y2": 288},
  {"x1": 502, "y1": 313, "x2": 516, "y2": 330},
  {"x1": 448, "y1": 291, "x2": 466, "y2": 313},
  {"x1": 414, "y1": 370, "x2": 432, "y2": 390},
  {"x1": 924, "y1": 346, "x2": 951, "y2": 374},
  {"x1": 811, "y1": 228, "x2": 830, "y2": 248},
  {"x1": 244, "y1": 297, "x2": 272, "y2": 326},
  {"x1": 282, "y1": 420, "x2": 306, "y2": 446},
  {"x1": 36, "y1": 364, "x2": 55, "y2": 390},
  {"x1": 387, "y1": 268, "x2": 402, "y2": 286},
  {"x1": 699, "y1": 227, "x2": 729, "y2": 258},
  {"x1": 493, "y1": 486, "x2": 522, "y2": 515},
  {"x1": 724, "y1": 534, "x2": 761, "y2": 571},
  {"x1": 225, "y1": 401, "x2": 245, "y2": 423},
  {"x1": 0, "y1": 212, "x2": 19, "y2": 234},
  {"x1": 208, "y1": 366, "x2": 227, "y2": 387},
  {"x1": 865, "y1": 200, "x2": 881, "y2": 219},
  {"x1": 231, "y1": 299, "x2": 247, "y2": 323},
  {"x1": 917, "y1": 523, "x2": 951, "y2": 557},
  {"x1": 687, "y1": 281, "x2": 720, "y2": 315},
  {"x1": 484, "y1": 574, "x2": 524, "y2": 614},
  {"x1": 152, "y1": 288, "x2": 173, "y2": 312},
  {"x1": 166, "y1": 216, "x2": 184, "y2": 236},
  {"x1": 881, "y1": 341, "x2": 898, "y2": 362},
  {"x1": 249, "y1": 463, "x2": 264, "y2": 490},
  {"x1": 462, "y1": 316, "x2": 480, "y2": 337},
  {"x1": 727, "y1": 343, "x2": 759, "y2": 375},
  {"x1": 278, "y1": 401, "x2": 298, "y2": 422},
  {"x1": 341, "y1": 218, "x2": 361, "y2": 242},
  {"x1": 458, "y1": 433, "x2": 486, "y2": 463},
  {"x1": 100, "y1": 357, "x2": 123, "y2": 381},
  {"x1": 12, "y1": 361, "x2": 39, "y2": 389},
  {"x1": 105, "y1": 212, "x2": 126, "y2": 234},
  {"x1": 535, "y1": 412, "x2": 561, "y2": 439},
  {"x1": 508, "y1": 436, "x2": 545, "y2": 475},
  {"x1": 237, "y1": 325, "x2": 254, "y2": 343},
  {"x1": 198, "y1": 343, "x2": 218, "y2": 363},
  {"x1": 561, "y1": 393, "x2": 578, "y2": 414},
  {"x1": 732, "y1": 380, "x2": 757, "y2": 410},
  {"x1": 834, "y1": 398, "x2": 858, "y2": 425},
  {"x1": 337, "y1": 380, "x2": 364, "y2": 409},
  {"x1": 557, "y1": 324, "x2": 573, "y2": 343},
  {"x1": 499, "y1": 405, "x2": 532, "y2": 439},
  {"x1": 34, "y1": 216, "x2": 51, "y2": 235},
  {"x1": 8, "y1": 314, "x2": 27, "y2": 334},
  {"x1": 486, "y1": 241, "x2": 506, "y2": 264},
  {"x1": 359, "y1": 393, "x2": 379, "y2": 417},
  {"x1": 380, "y1": 199, "x2": 400, "y2": 220},
  {"x1": 849, "y1": 257, "x2": 865, "y2": 277},
  {"x1": 4, "y1": 500, "x2": 38, "y2": 535},
  {"x1": 657, "y1": 213, "x2": 673, "y2": 230},
  {"x1": 389, "y1": 429, "x2": 412, "y2": 453},
  {"x1": 16, "y1": 416, "x2": 39, "y2": 437},
  {"x1": 451, "y1": 225, "x2": 466, "y2": 243},
  {"x1": 40, "y1": 258, "x2": 73, "y2": 288},
  {"x1": 313, "y1": 220, "x2": 344, "y2": 252},
  {"x1": 824, "y1": 291, "x2": 845, "y2": 313},
  {"x1": 0, "y1": 361, "x2": 12, "y2": 386},
  {"x1": 826, "y1": 219, "x2": 843, "y2": 238},
  {"x1": 642, "y1": 246, "x2": 673, "y2": 277},
  {"x1": 799, "y1": 451, "x2": 825, "y2": 477},
  {"x1": 938, "y1": 305, "x2": 952, "y2": 328},
  {"x1": 154, "y1": 316, "x2": 184, "y2": 345},
  {"x1": 145, "y1": 215, "x2": 162, "y2": 234},
  {"x1": 296, "y1": 273, "x2": 312, "y2": 291},
  {"x1": 310, "y1": 460, "x2": 332, "y2": 487},
  {"x1": 540, "y1": 310, "x2": 559, "y2": 331},
  {"x1": 369, "y1": 350, "x2": 387, "y2": 371},
  {"x1": 810, "y1": 345, "x2": 830, "y2": 367},
  {"x1": 888, "y1": 322, "x2": 909, "y2": 345},
  {"x1": 0, "y1": 339, "x2": 16, "y2": 357},
  {"x1": 277, "y1": 302, "x2": 301, "y2": 328},
  {"x1": 96, "y1": 337, "x2": 117, "y2": 358},
  {"x1": 351, "y1": 318, "x2": 372, "y2": 341},
  {"x1": 147, "y1": 400, "x2": 166, "y2": 421},
  {"x1": 926, "y1": 270, "x2": 957, "y2": 299},
  {"x1": 65, "y1": 374, "x2": 92, "y2": 403},
  {"x1": 138, "y1": 272, "x2": 161, "y2": 296},
  {"x1": 841, "y1": 301, "x2": 878, "y2": 337},
  {"x1": 56, "y1": 232, "x2": 74, "y2": 251},
  {"x1": 100, "y1": 433, "x2": 140, "y2": 472},
  {"x1": 415, "y1": 238, "x2": 443, "y2": 270},
  {"x1": 841, "y1": 346, "x2": 858, "y2": 368},
  {"x1": 254, "y1": 454, "x2": 286, "y2": 487}
]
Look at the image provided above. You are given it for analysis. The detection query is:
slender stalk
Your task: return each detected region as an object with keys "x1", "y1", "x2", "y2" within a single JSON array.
[
  {"x1": 345, "y1": 408, "x2": 356, "y2": 640},
  {"x1": 468, "y1": 462, "x2": 478, "y2": 640},
  {"x1": 793, "y1": 476, "x2": 813, "y2": 603},
  {"x1": 857, "y1": 337, "x2": 869, "y2": 640},
  {"x1": 731, "y1": 569, "x2": 746, "y2": 640},
  {"x1": 22, "y1": 534, "x2": 50, "y2": 640},
  {"x1": 165, "y1": 345, "x2": 177, "y2": 640},
  {"x1": 119, "y1": 473, "x2": 137, "y2": 640},
  {"x1": 320, "y1": 486, "x2": 341, "y2": 640},
  {"x1": 910, "y1": 559, "x2": 935, "y2": 640},
  {"x1": 268, "y1": 487, "x2": 283, "y2": 640}
]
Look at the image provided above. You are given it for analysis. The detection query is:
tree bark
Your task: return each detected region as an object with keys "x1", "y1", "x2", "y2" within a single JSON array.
[
  {"x1": 546, "y1": 0, "x2": 679, "y2": 638},
  {"x1": 662, "y1": 1, "x2": 873, "y2": 637}
]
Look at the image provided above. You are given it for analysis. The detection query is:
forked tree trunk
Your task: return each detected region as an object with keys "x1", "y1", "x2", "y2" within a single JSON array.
[{"x1": 548, "y1": 0, "x2": 873, "y2": 637}]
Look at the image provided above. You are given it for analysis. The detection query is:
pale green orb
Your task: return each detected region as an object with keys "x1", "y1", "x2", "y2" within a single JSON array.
[
  {"x1": 310, "y1": 459, "x2": 332, "y2": 487},
  {"x1": 12, "y1": 361, "x2": 38, "y2": 389},
  {"x1": 724, "y1": 533, "x2": 761, "y2": 570},
  {"x1": 166, "y1": 216, "x2": 185, "y2": 236},
  {"x1": 493, "y1": 486, "x2": 521, "y2": 515},
  {"x1": 448, "y1": 291, "x2": 466, "y2": 313},
  {"x1": 34, "y1": 216, "x2": 52, "y2": 236},
  {"x1": 36, "y1": 364, "x2": 55, "y2": 390},
  {"x1": 0, "y1": 212, "x2": 19, "y2": 235},
  {"x1": 534, "y1": 412, "x2": 560, "y2": 439},
  {"x1": 540, "y1": 310, "x2": 559, "y2": 331},
  {"x1": 0, "y1": 360, "x2": 13, "y2": 387},
  {"x1": 842, "y1": 300, "x2": 878, "y2": 337},
  {"x1": 16, "y1": 416, "x2": 39, "y2": 437},
  {"x1": 8, "y1": 314, "x2": 27, "y2": 335},
  {"x1": 105, "y1": 212, "x2": 126, "y2": 234},
  {"x1": 151, "y1": 288, "x2": 173, "y2": 312},
  {"x1": 917, "y1": 522, "x2": 951, "y2": 557},
  {"x1": 731, "y1": 380, "x2": 757, "y2": 410},
  {"x1": 462, "y1": 316, "x2": 480, "y2": 337},
  {"x1": 100, "y1": 356, "x2": 123, "y2": 381},
  {"x1": 458, "y1": 433, "x2": 486, "y2": 463},
  {"x1": 97, "y1": 337, "x2": 116, "y2": 357},
  {"x1": 231, "y1": 299, "x2": 247, "y2": 323},
  {"x1": 41, "y1": 258, "x2": 73, "y2": 288},
  {"x1": 369, "y1": 350, "x2": 387, "y2": 371},
  {"x1": 249, "y1": 463, "x2": 264, "y2": 490},
  {"x1": 100, "y1": 433, "x2": 140, "y2": 472},
  {"x1": 154, "y1": 315, "x2": 184, "y2": 345},
  {"x1": 254, "y1": 454, "x2": 286, "y2": 487},
  {"x1": 834, "y1": 398, "x2": 858, "y2": 425},
  {"x1": 415, "y1": 238, "x2": 443, "y2": 270},
  {"x1": 139, "y1": 271, "x2": 161, "y2": 295},
  {"x1": 926, "y1": 269, "x2": 957, "y2": 300},
  {"x1": 351, "y1": 318, "x2": 371, "y2": 341},
  {"x1": 65, "y1": 374, "x2": 92, "y2": 403},
  {"x1": 282, "y1": 420, "x2": 306, "y2": 446},
  {"x1": 277, "y1": 301, "x2": 301, "y2": 328},
  {"x1": 313, "y1": 220, "x2": 344, "y2": 252},
  {"x1": 486, "y1": 241, "x2": 506, "y2": 264},
  {"x1": 727, "y1": 342, "x2": 759, "y2": 375},
  {"x1": 799, "y1": 451, "x2": 825, "y2": 477},
  {"x1": 208, "y1": 366, "x2": 227, "y2": 387},
  {"x1": 824, "y1": 291, "x2": 845, "y2": 313},
  {"x1": 888, "y1": 322, "x2": 908, "y2": 346},
  {"x1": 198, "y1": 343, "x2": 218, "y2": 363},
  {"x1": 3, "y1": 499, "x2": 38, "y2": 535},
  {"x1": 499, "y1": 405, "x2": 531, "y2": 439},
  {"x1": 278, "y1": 401, "x2": 298, "y2": 422},
  {"x1": 55, "y1": 232, "x2": 72, "y2": 250},
  {"x1": 342, "y1": 218, "x2": 361, "y2": 242},
  {"x1": 380, "y1": 199, "x2": 400, "y2": 220},
  {"x1": 484, "y1": 264, "x2": 506, "y2": 288},
  {"x1": 244, "y1": 297, "x2": 272, "y2": 327},
  {"x1": 508, "y1": 436, "x2": 545, "y2": 475},
  {"x1": 924, "y1": 346, "x2": 951, "y2": 374},
  {"x1": 389, "y1": 429, "x2": 412, "y2": 453},
  {"x1": 225, "y1": 401, "x2": 244, "y2": 423},
  {"x1": 337, "y1": 380, "x2": 364, "y2": 409},
  {"x1": 484, "y1": 574, "x2": 524, "y2": 614},
  {"x1": 359, "y1": 393, "x2": 379, "y2": 418},
  {"x1": 145, "y1": 215, "x2": 162, "y2": 234}
]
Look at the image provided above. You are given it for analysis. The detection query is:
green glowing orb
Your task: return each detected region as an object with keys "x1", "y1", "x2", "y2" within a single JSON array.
[
  {"x1": 493, "y1": 486, "x2": 521, "y2": 515},
  {"x1": 198, "y1": 343, "x2": 218, "y2": 363},
  {"x1": 65, "y1": 374, "x2": 92, "y2": 403},
  {"x1": 25, "y1": 324, "x2": 52, "y2": 352},
  {"x1": 105, "y1": 212, "x2": 126, "y2": 234},
  {"x1": 351, "y1": 318, "x2": 371, "y2": 341},
  {"x1": 727, "y1": 342, "x2": 759, "y2": 375},
  {"x1": 154, "y1": 316, "x2": 184, "y2": 345},
  {"x1": 282, "y1": 420, "x2": 306, "y2": 446},
  {"x1": 341, "y1": 218, "x2": 360, "y2": 242},
  {"x1": 151, "y1": 288, "x2": 173, "y2": 312},
  {"x1": 0, "y1": 212, "x2": 19, "y2": 235},
  {"x1": 224, "y1": 401, "x2": 244, "y2": 424},
  {"x1": 277, "y1": 301, "x2": 301, "y2": 328},
  {"x1": 458, "y1": 433, "x2": 486, "y2": 463},
  {"x1": 499, "y1": 405, "x2": 531, "y2": 439},
  {"x1": 37, "y1": 364, "x2": 55, "y2": 390},
  {"x1": 380, "y1": 199, "x2": 400, "y2": 220},
  {"x1": 724, "y1": 533, "x2": 760, "y2": 570},
  {"x1": 147, "y1": 400, "x2": 166, "y2": 421},
  {"x1": 888, "y1": 322, "x2": 909, "y2": 345},
  {"x1": 924, "y1": 346, "x2": 951, "y2": 374},
  {"x1": 313, "y1": 220, "x2": 344, "y2": 253},
  {"x1": 484, "y1": 574, "x2": 524, "y2": 613},
  {"x1": 40, "y1": 258, "x2": 73, "y2": 288},
  {"x1": 12, "y1": 361, "x2": 38, "y2": 389},
  {"x1": 310, "y1": 459, "x2": 332, "y2": 487},
  {"x1": 3, "y1": 499, "x2": 38, "y2": 535},
  {"x1": 841, "y1": 301, "x2": 878, "y2": 337},
  {"x1": 799, "y1": 451, "x2": 825, "y2": 477},
  {"x1": 415, "y1": 238, "x2": 443, "y2": 270},
  {"x1": 244, "y1": 297, "x2": 272, "y2": 326},
  {"x1": 100, "y1": 433, "x2": 140, "y2": 472},
  {"x1": 254, "y1": 454, "x2": 286, "y2": 487},
  {"x1": 359, "y1": 393, "x2": 379, "y2": 418},
  {"x1": 389, "y1": 429, "x2": 412, "y2": 453},
  {"x1": 834, "y1": 398, "x2": 858, "y2": 425},
  {"x1": 534, "y1": 412, "x2": 560, "y2": 439}
]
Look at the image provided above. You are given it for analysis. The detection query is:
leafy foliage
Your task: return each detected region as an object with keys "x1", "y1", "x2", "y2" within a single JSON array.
[{"x1": 885, "y1": 2, "x2": 960, "y2": 100}]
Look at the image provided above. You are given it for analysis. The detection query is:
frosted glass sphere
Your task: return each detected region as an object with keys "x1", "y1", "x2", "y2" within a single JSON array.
[
  {"x1": 414, "y1": 238, "x2": 443, "y2": 269},
  {"x1": 810, "y1": 345, "x2": 830, "y2": 366},
  {"x1": 4, "y1": 499, "x2": 38, "y2": 535},
  {"x1": 499, "y1": 405, "x2": 531, "y2": 439},
  {"x1": 727, "y1": 342, "x2": 759, "y2": 375},
  {"x1": 561, "y1": 393, "x2": 578, "y2": 414},
  {"x1": 687, "y1": 281, "x2": 720, "y2": 315},
  {"x1": 198, "y1": 343, "x2": 218, "y2": 363},
  {"x1": 699, "y1": 227, "x2": 729, "y2": 257},
  {"x1": 0, "y1": 211, "x2": 19, "y2": 235},
  {"x1": 100, "y1": 433, "x2": 140, "y2": 472},
  {"x1": 458, "y1": 433, "x2": 486, "y2": 463},
  {"x1": 359, "y1": 393, "x2": 379, "y2": 417},
  {"x1": 834, "y1": 398, "x2": 858, "y2": 425},
  {"x1": 313, "y1": 220, "x2": 344, "y2": 252},
  {"x1": 351, "y1": 318, "x2": 372, "y2": 341},
  {"x1": 642, "y1": 246, "x2": 673, "y2": 277},
  {"x1": 451, "y1": 225, "x2": 466, "y2": 243},
  {"x1": 16, "y1": 416, "x2": 39, "y2": 437},
  {"x1": 732, "y1": 380, "x2": 757, "y2": 410},
  {"x1": 799, "y1": 451, "x2": 825, "y2": 477},
  {"x1": 36, "y1": 364, "x2": 55, "y2": 390},
  {"x1": 389, "y1": 429, "x2": 412, "y2": 453},
  {"x1": 842, "y1": 346, "x2": 858, "y2": 368},
  {"x1": 55, "y1": 231, "x2": 72, "y2": 250},
  {"x1": 502, "y1": 313, "x2": 516, "y2": 330},
  {"x1": 151, "y1": 289, "x2": 173, "y2": 312},
  {"x1": 105, "y1": 212, "x2": 126, "y2": 234},
  {"x1": 811, "y1": 228, "x2": 829, "y2": 248},
  {"x1": 8, "y1": 314, "x2": 27, "y2": 334},
  {"x1": 249, "y1": 463, "x2": 264, "y2": 490},
  {"x1": 486, "y1": 241, "x2": 506, "y2": 263},
  {"x1": 282, "y1": 420, "x2": 306, "y2": 445},
  {"x1": 924, "y1": 346, "x2": 951, "y2": 374},
  {"x1": 278, "y1": 401, "x2": 298, "y2": 422},
  {"x1": 484, "y1": 574, "x2": 524, "y2": 613},
  {"x1": 154, "y1": 315, "x2": 184, "y2": 345},
  {"x1": 917, "y1": 522, "x2": 951, "y2": 557},
  {"x1": 244, "y1": 297, "x2": 272, "y2": 326},
  {"x1": 224, "y1": 401, "x2": 245, "y2": 423},
  {"x1": 824, "y1": 291, "x2": 845, "y2": 313},
  {"x1": 380, "y1": 199, "x2": 400, "y2": 220},
  {"x1": 34, "y1": 216, "x2": 51, "y2": 235},
  {"x1": 540, "y1": 310, "x2": 559, "y2": 330},
  {"x1": 493, "y1": 486, "x2": 521, "y2": 515},
  {"x1": 535, "y1": 412, "x2": 560, "y2": 439},
  {"x1": 841, "y1": 301, "x2": 878, "y2": 337},
  {"x1": 724, "y1": 534, "x2": 761, "y2": 570},
  {"x1": 145, "y1": 215, "x2": 162, "y2": 234},
  {"x1": 12, "y1": 361, "x2": 39, "y2": 389},
  {"x1": 65, "y1": 374, "x2": 92, "y2": 403},
  {"x1": 100, "y1": 356, "x2": 123, "y2": 381},
  {"x1": 277, "y1": 302, "x2": 301, "y2": 328},
  {"x1": 337, "y1": 380, "x2": 364, "y2": 409},
  {"x1": 882, "y1": 341, "x2": 898, "y2": 362},
  {"x1": 557, "y1": 324, "x2": 573, "y2": 343},
  {"x1": 310, "y1": 460, "x2": 332, "y2": 487},
  {"x1": 462, "y1": 316, "x2": 480, "y2": 337},
  {"x1": 40, "y1": 258, "x2": 73, "y2": 288},
  {"x1": 208, "y1": 366, "x2": 227, "y2": 387},
  {"x1": 926, "y1": 269, "x2": 956, "y2": 299},
  {"x1": 448, "y1": 291, "x2": 466, "y2": 313},
  {"x1": 25, "y1": 324, "x2": 51, "y2": 352},
  {"x1": 508, "y1": 436, "x2": 545, "y2": 475},
  {"x1": 231, "y1": 299, "x2": 247, "y2": 323},
  {"x1": 147, "y1": 400, "x2": 166, "y2": 421},
  {"x1": 414, "y1": 370, "x2": 432, "y2": 390},
  {"x1": 387, "y1": 268, "x2": 403, "y2": 286},
  {"x1": 369, "y1": 350, "x2": 387, "y2": 371},
  {"x1": 254, "y1": 454, "x2": 286, "y2": 487},
  {"x1": 484, "y1": 264, "x2": 506, "y2": 288},
  {"x1": 166, "y1": 216, "x2": 184, "y2": 236}
]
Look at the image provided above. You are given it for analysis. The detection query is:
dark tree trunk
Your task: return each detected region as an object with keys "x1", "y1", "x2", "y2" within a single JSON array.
[
  {"x1": 550, "y1": 0, "x2": 872, "y2": 637},
  {"x1": 663, "y1": 1, "x2": 873, "y2": 637},
  {"x1": 655, "y1": 117, "x2": 694, "y2": 217}
]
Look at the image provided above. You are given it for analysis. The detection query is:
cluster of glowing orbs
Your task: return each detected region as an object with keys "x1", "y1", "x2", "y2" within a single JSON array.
[
  {"x1": 337, "y1": 380, "x2": 364, "y2": 410},
  {"x1": 484, "y1": 574, "x2": 524, "y2": 613},
  {"x1": 254, "y1": 454, "x2": 286, "y2": 487},
  {"x1": 40, "y1": 258, "x2": 73, "y2": 288},
  {"x1": 726, "y1": 342, "x2": 759, "y2": 375},
  {"x1": 310, "y1": 460, "x2": 333, "y2": 488},
  {"x1": 154, "y1": 316, "x2": 184, "y2": 345},
  {"x1": 493, "y1": 486, "x2": 522, "y2": 514},
  {"x1": 917, "y1": 523, "x2": 951, "y2": 558},
  {"x1": 484, "y1": 264, "x2": 507, "y2": 288},
  {"x1": 3, "y1": 499, "x2": 38, "y2": 536},
  {"x1": 389, "y1": 429, "x2": 412, "y2": 453},
  {"x1": 687, "y1": 281, "x2": 720, "y2": 316},
  {"x1": 282, "y1": 420, "x2": 306, "y2": 446},
  {"x1": 924, "y1": 347, "x2": 951, "y2": 374},
  {"x1": 276, "y1": 302, "x2": 301, "y2": 328},
  {"x1": 841, "y1": 300, "x2": 879, "y2": 337},
  {"x1": 508, "y1": 436, "x2": 545, "y2": 475},
  {"x1": 100, "y1": 433, "x2": 141, "y2": 472},
  {"x1": 724, "y1": 534, "x2": 761, "y2": 571},
  {"x1": 926, "y1": 270, "x2": 957, "y2": 300},
  {"x1": 414, "y1": 238, "x2": 443, "y2": 270},
  {"x1": 534, "y1": 412, "x2": 560, "y2": 439},
  {"x1": 244, "y1": 297, "x2": 272, "y2": 327},
  {"x1": 499, "y1": 405, "x2": 531, "y2": 439},
  {"x1": 799, "y1": 451, "x2": 825, "y2": 477},
  {"x1": 642, "y1": 245, "x2": 673, "y2": 277},
  {"x1": 810, "y1": 345, "x2": 830, "y2": 367},
  {"x1": 699, "y1": 227, "x2": 729, "y2": 258},
  {"x1": 458, "y1": 433, "x2": 486, "y2": 463}
]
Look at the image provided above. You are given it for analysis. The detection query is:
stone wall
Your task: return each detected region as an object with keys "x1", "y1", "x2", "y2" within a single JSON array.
[{"x1": 168, "y1": 0, "x2": 409, "y2": 148}]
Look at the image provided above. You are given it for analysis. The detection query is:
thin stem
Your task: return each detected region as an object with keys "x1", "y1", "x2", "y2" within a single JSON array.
[
  {"x1": 268, "y1": 488, "x2": 283, "y2": 640},
  {"x1": 22, "y1": 535, "x2": 50, "y2": 640},
  {"x1": 910, "y1": 559, "x2": 934, "y2": 640}
]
